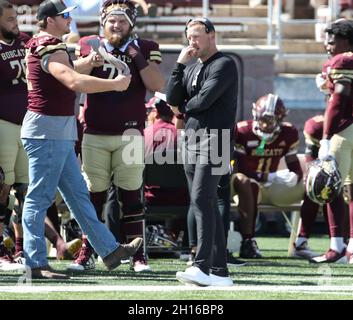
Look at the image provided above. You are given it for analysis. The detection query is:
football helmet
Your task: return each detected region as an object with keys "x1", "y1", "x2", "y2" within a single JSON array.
[
  {"x1": 146, "y1": 225, "x2": 178, "y2": 248},
  {"x1": 100, "y1": 0, "x2": 137, "y2": 28},
  {"x1": 252, "y1": 94, "x2": 287, "y2": 141},
  {"x1": 306, "y1": 156, "x2": 342, "y2": 205}
]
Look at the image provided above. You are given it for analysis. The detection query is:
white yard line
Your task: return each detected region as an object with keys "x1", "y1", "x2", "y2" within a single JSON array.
[{"x1": 1, "y1": 285, "x2": 353, "y2": 294}]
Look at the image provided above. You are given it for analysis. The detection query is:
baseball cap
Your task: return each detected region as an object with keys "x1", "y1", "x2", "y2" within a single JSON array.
[
  {"x1": 37, "y1": 0, "x2": 77, "y2": 21},
  {"x1": 146, "y1": 94, "x2": 174, "y2": 118}
]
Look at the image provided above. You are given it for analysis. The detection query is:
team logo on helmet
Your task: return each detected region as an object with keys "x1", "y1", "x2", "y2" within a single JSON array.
[
  {"x1": 252, "y1": 94, "x2": 287, "y2": 141},
  {"x1": 100, "y1": 0, "x2": 137, "y2": 27},
  {"x1": 306, "y1": 156, "x2": 342, "y2": 205}
]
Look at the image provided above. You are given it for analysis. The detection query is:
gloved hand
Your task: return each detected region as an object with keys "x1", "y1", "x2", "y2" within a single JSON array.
[
  {"x1": 267, "y1": 172, "x2": 279, "y2": 184},
  {"x1": 267, "y1": 169, "x2": 298, "y2": 187},
  {"x1": 318, "y1": 139, "x2": 331, "y2": 160},
  {"x1": 276, "y1": 169, "x2": 298, "y2": 188},
  {"x1": 126, "y1": 42, "x2": 148, "y2": 71},
  {"x1": 315, "y1": 73, "x2": 329, "y2": 95}
]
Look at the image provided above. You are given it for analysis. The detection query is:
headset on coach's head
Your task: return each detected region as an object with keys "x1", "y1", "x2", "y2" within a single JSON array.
[{"x1": 184, "y1": 17, "x2": 215, "y2": 37}]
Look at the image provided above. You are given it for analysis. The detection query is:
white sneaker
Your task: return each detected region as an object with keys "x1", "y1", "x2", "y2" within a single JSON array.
[
  {"x1": 133, "y1": 260, "x2": 152, "y2": 273},
  {"x1": 67, "y1": 256, "x2": 95, "y2": 271},
  {"x1": 210, "y1": 274, "x2": 233, "y2": 287},
  {"x1": 176, "y1": 266, "x2": 211, "y2": 286}
]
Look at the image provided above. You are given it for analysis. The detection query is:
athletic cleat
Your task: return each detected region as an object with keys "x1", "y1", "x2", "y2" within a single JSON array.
[
  {"x1": 0, "y1": 244, "x2": 25, "y2": 271},
  {"x1": 346, "y1": 251, "x2": 353, "y2": 264},
  {"x1": 240, "y1": 239, "x2": 263, "y2": 259},
  {"x1": 131, "y1": 249, "x2": 152, "y2": 273},
  {"x1": 67, "y1": 255, "x2": 95, "y2": 271},
  {"x1": 132, "y1": 259, "x2": 152, "y2": 272},
  {"x1": 13, "y1": 251, "x2": 26, "y2": 265},
  {"x1": 67, "y1": 241, "x2": 95, "y2": 271},
  {"x1": 291, "y1": 241, "x2": 318, "y2": 259},
  {"x1": 64, "y1": 238, "x2": 82, "y2": 259},
  {"x1": 176, "y1": 266, "x2": 211, "y2": 287},
  {"x1": 309, "y1": 248, "x2": 348, "y2": 264},
  {"x1": 210, "y1": 273, "x2": 233, "y2": 286},
  {"x1": 227, "y1": 251, "x2": 247, "y2": 267}
]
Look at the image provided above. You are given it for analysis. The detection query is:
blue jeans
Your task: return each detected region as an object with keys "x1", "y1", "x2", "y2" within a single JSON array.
[{"x1": 22, "y1": 138, "x2": 119, "y2": 268}]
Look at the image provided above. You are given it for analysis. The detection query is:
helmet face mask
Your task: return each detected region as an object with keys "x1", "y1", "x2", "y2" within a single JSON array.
[
  {"x1": 252, "y1": 94, "x2": 287, "y2": 141},
  {"x1": 306, "y1": 156, "x2": 343, "y2": 205}
]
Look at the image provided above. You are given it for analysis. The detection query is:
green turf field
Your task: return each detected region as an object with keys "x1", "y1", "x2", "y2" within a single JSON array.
[{"x1": 0, "y1": 236, "x2": 352, "y2": 300}]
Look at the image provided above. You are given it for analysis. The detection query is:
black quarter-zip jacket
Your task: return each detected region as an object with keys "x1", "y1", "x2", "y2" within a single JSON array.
[{"x1": 166, "y1": 51, "x2": 238, "y2": 133}]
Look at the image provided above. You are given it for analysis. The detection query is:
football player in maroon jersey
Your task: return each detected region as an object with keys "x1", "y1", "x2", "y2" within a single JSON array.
[
  {"x1": 293, "y1": 114, "x2": 353, "y2": 261},
  {"x1": 232, "y1": 93, "x2": 304, "y2": 259},
  {"x1": 69, "y1": 0, "x2": 164, "y2": 272},
  {"x1": 0, "y1": 0, "x2": 30, "y2": 271},
  {"x1": 309, "y1": 19, "x2": 353, "y2": 263}
]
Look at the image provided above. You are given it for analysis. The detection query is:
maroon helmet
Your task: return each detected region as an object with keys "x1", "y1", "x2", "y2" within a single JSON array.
[
  {"x1": 252, "y1": 93, "x2": 288, "y2": 141},
  {"x1": 100, "y1": 0, "x2": 137, "y2": 27}
]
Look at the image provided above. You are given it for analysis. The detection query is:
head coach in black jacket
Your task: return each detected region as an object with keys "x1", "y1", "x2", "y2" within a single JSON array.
[{"x1": 166, "y1": 17, "x2": 238, "y2": 287}]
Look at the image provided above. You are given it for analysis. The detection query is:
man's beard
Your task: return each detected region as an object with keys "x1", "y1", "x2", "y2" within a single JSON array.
[
  {"x1": 0, "y1": 27, "x2": 19, "y2": 42},
  {"x1": 107, "y1": 31, "x2": 131, "y2": 49}
]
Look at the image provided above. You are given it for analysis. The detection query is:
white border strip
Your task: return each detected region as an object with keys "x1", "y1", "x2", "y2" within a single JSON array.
[{"x1": 1, "y1": 285, "x2": 353, "y2": 294}]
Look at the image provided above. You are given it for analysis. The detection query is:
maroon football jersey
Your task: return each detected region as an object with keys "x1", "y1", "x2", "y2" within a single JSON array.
[
  {"x1": 25, "y1": 35, "x2": 76, "y2": 116},
  {"x1": 144, "y1": 119, "x2": 177, "y2": 157},
  {"x1": 235, "y1": 120, "x2": 299, "y2": 179},
  {"x1": 326, "y1": 52, "x2": 353, "y2": 134},
  {"x1": 0, "y1": 32, "x2": 30, "y2": 124},
  {"x1": 78, "y1": 36, "x2": 162, "y2": 135}
]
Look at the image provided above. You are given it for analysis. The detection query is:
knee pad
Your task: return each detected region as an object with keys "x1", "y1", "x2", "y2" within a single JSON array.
[{"x1": 13, "y1": 183, "x2": 28, "y2": 202}]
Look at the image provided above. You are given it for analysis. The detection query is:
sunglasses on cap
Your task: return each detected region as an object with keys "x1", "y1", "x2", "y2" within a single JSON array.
[{"x1": 59, "y1": 12, "x2": 70, "y2": 19}]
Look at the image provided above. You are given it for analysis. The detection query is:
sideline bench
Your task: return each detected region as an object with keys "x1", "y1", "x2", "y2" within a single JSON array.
[
  {"x1": 230, "y1": 203, "x2": 302, "y2": 257},
  {"x1": 230, "y1": 154, "x2": 307, "y2": 257}
]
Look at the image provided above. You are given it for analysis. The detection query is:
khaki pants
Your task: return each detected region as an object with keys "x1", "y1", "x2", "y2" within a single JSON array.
[
  {"x1": 82, "y1": 133, "x2": 145, "y2": 192},
  {"x1": 330, "y1": 124, "x2": 353, "y2": 184},
  {"x1": 0, "y1": 119, "x2": 28, "y2": 185}
]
